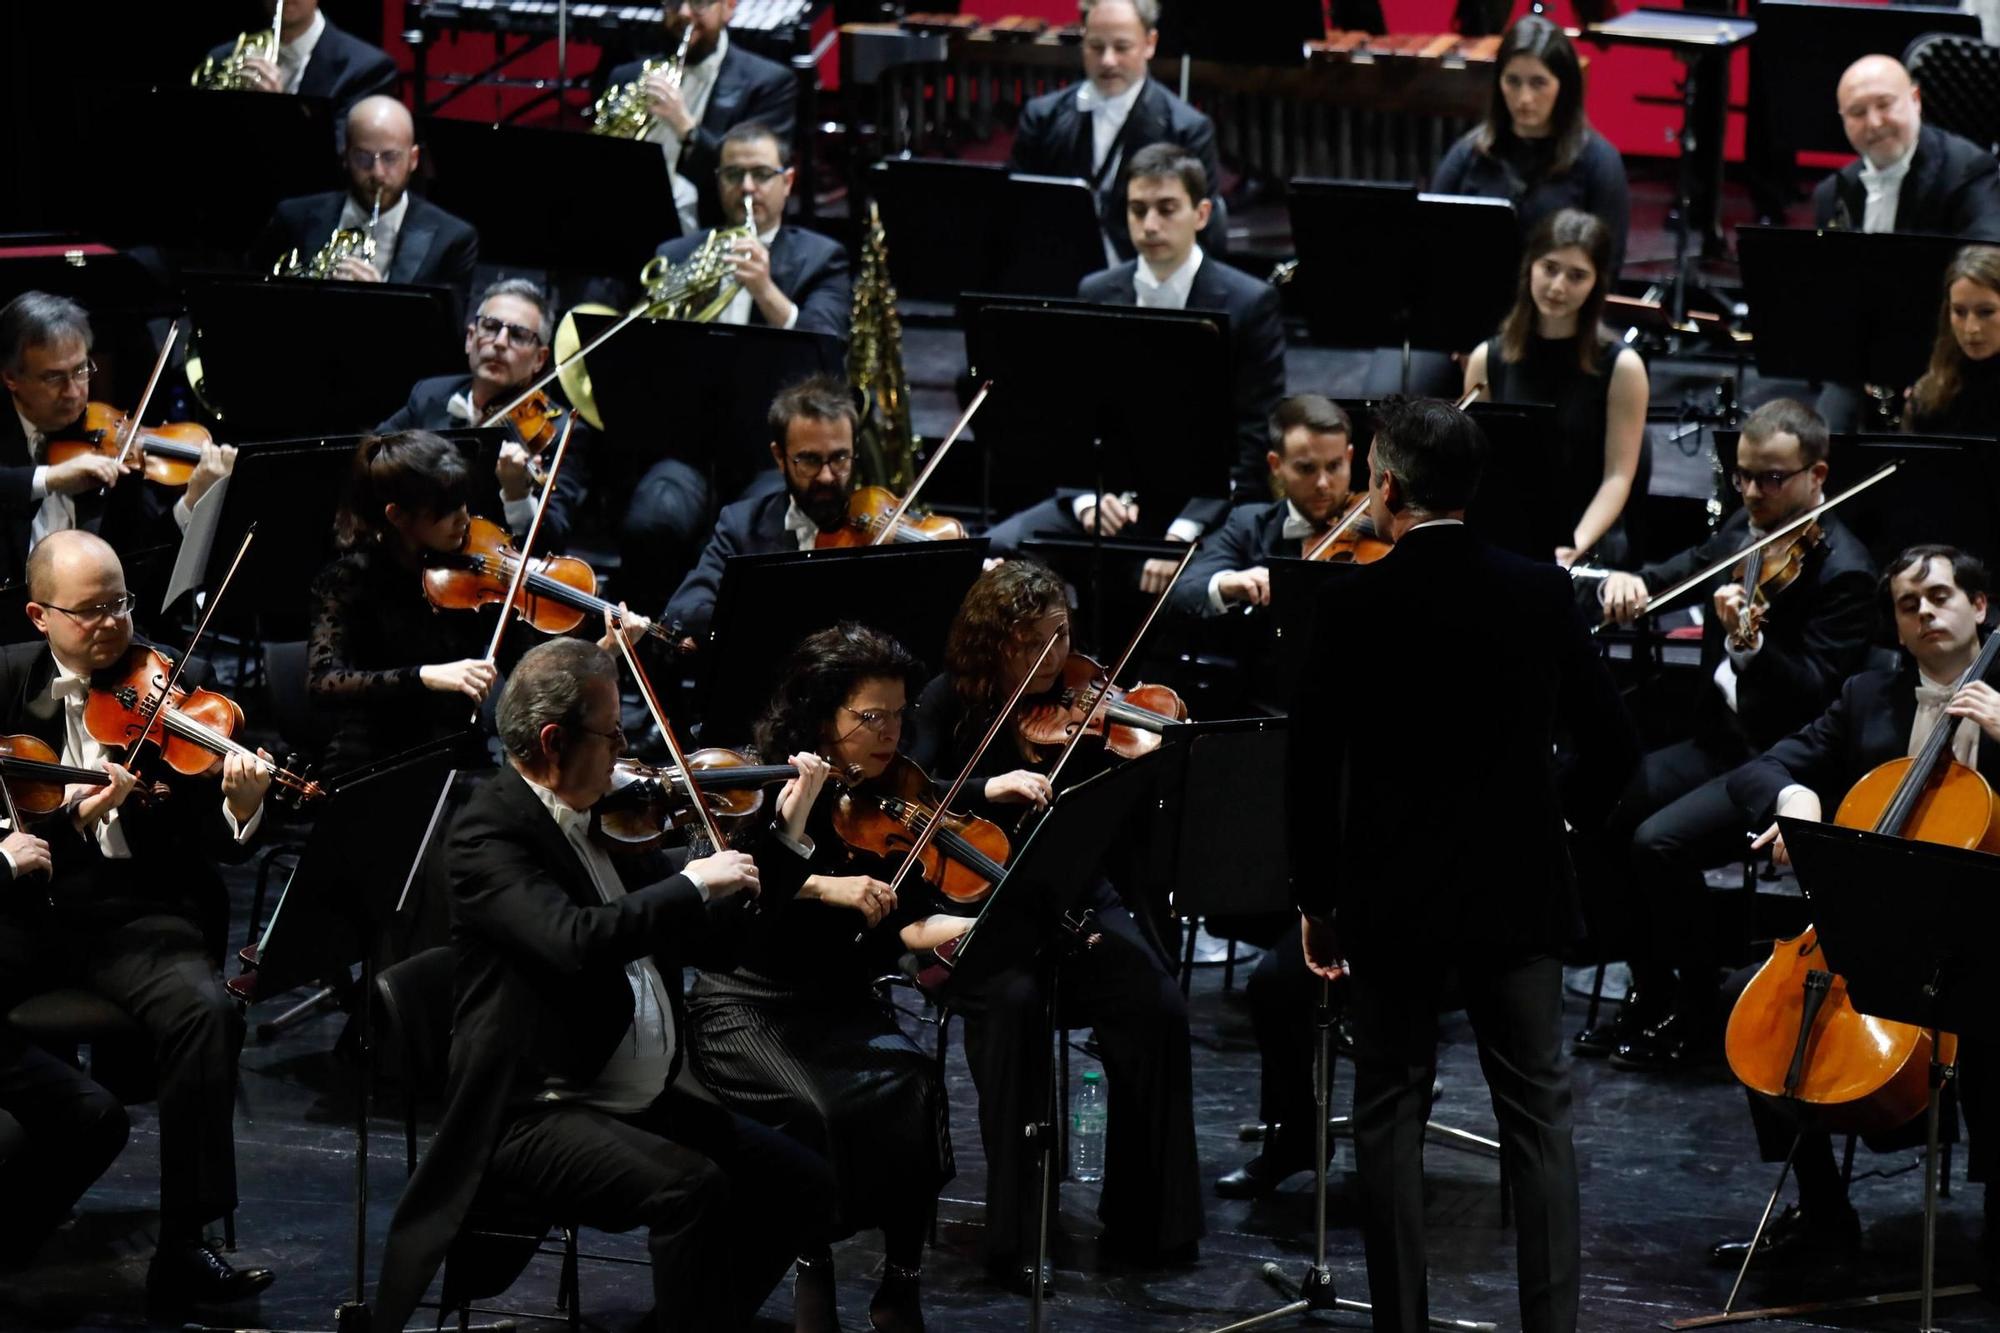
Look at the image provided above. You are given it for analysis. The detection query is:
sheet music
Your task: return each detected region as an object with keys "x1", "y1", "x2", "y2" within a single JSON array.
[{"x1": 162, "y1": 473, "x2": 230, "y2": 612}]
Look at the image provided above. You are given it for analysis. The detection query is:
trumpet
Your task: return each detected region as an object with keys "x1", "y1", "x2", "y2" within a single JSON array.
[
  {"x1": 192, "y1": 4, "x2": 285, "y2": 91},
  {"x1": 275, "y1": 186, "x2": 380, "y2": 280},
  {"x1": 591, "y1": 22, "x2": 696, "y2": 139}
]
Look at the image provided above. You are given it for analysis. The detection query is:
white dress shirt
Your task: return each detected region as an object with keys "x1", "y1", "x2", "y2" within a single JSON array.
[
  {"x1": 277, "y1": 9, "x2": 327, "y2": 94},
  {"x1": 1858, "y1": 138, "x2": 1917, "y2": 234},
  {"x1": 1774, "y1": 670, "x2": 1980, "y2": 814},
  {"x1": 1077, "y1": 77, "x2": 1145, "y2": 177},
  {"x1": 645, "y1": 32, "x2": 729, "y2": 236},
  {"x1": 719, "y1": 227, "x2": 798, "y2": 330},
  {"x1": 337, "y1": 189, "x2": 411, "y2": 279},
  {"x1": 447, "y1": 388, "x2": 540, "y2": 533},
  {"x1": 1203, "y1": 500, "x2": 1322, "y2": 615},
  {"x1": 782, "y1": 495, "x2": 820, "y2": 550},
  {"x1": 1133, "y1": 246, "x2": 1204, "y2": 311},
  {"x1": 19, "y1": 409, "x2": 199, "y2": 545}
]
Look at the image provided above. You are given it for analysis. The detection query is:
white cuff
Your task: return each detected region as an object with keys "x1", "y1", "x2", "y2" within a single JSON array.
[
  {"x1": 1725, "y1": 631, "x2": 1764, "y2": 668},
  {"x1": 222, "y1": 796, "x2": 265, "y2": 844},
  {"x1": 779, "y1": 305, "x2": 799, "y2": 332},
  {"x1": 1205, "y1": 570, "x2": 1230, "y2": 616},
  {"x1": 1070, "y1": 494, "x2": 1096, "y2": 524},
  {"x1": 1166, "y1": 517, "x2": 1202, "y2": 543},
  {"x1": 1774, "y1": 784, "x2": 1811, "y2": 813},
  {"x1": 682, "y1": 864, "x2": 710, "y2": 901},
  {"x1": 30, "y1": 466, "x2": 48, "y2": 501},
  {"x1": 774, "y1": 830, "x2": 814, "y2": 859},
  {"x1": 172, "y1": 495, "x2": 193, "y2": 532}
]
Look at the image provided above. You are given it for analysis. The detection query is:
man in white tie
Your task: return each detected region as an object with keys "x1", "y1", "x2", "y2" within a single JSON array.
[
  {"x1": 206, "y1": 0, "x2": 398, "y2": 127},
  {"x1": 1712, "y1": 542, "x2": 2000, "y2": 1271}
]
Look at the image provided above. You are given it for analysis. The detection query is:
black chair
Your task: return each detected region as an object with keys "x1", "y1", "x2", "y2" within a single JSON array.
[{"x1": 1904, "y1": 33, "x2": 2000, "y2": 152}]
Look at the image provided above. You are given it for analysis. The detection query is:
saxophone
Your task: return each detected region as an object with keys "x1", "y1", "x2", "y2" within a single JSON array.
[
  {"x1": 849, "y1": 200, "x2": 918, "y2": 492},
  {"x1": 274, "y1": 186, "x2": 381, "y2": 280},
  {"x1": 192, "y1": 5, "x2": 285, "y2": 91},
  {"x1": 591, "y1": 22, "x2": 696, "y2": 139}
]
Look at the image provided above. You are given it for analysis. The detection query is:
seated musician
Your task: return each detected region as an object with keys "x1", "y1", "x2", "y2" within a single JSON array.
[
  {"x1": 370, "y1": 637, "x2": 837, "y2": 1333},
  {"x1": 0, "y1": 529, "x2": 275, "y2": 1310},
  {"x1": 1709, "y1": 544, "x2": 1999, "y2": 1270},
  {"x1": 1906, "y1": 244, "x2": 2000, "y2": 437},
  {"x1": 1812, "y1": 56, "x2": 2000, "y2": 240},
  {"x1": 605, "y1": 0, "x2": 798, "y2": 233},
  {"x1": 1431, "y1": 15, "x2": 1631, "y2": 277},
  {"x1": 1007, "y1": 0, "x2": 1226, "y2": 263},
  {"x1": 1165, "y1": 393, "x2": 1371, "y2": 619},
  {"x1": 661, "y1": 374, "x2": 855, "y2": 648},
  {"x1": 0, "y1": 293, "x2": 233, "y2": 613},
  {"x1": 377, "y1": 278, "x2": 594, "y2": 551},
  {"x1": 688, "y1": 623, "x2": 969, "y2": 1333},
  {"x1": 1464, "y1": 209, "x2": 1648, "y2": 567},
  {"x1": 254, "y1": 96, "x2": 480, "y2": 319},
  {"x1": 906, "y1": 559, "x2": 1203, "y2": 1291},
  {"x1": 1586, "y1": 399, "x2": 1877, "y2": 1070},
  {"x1": 202, "y1": 0, "x2": 397, "y2": 125}
]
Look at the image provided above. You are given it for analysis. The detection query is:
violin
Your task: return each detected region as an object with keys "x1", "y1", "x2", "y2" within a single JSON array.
[
  {"x1": 84, "y1": 644, "x2": 324, "y2": 803},
  {"x1": 498, "y1": 388, "x2": 563, "y2": 486},
  {"x1": 1014, "y1": 652, "x2": 1190, "y2": 761},
  {"x1": 1728, "y1": 520, "x2": 1824, "y2": 653},
  {"x1": 814, "y1": 487, "x2": 967, "y2": 548},
  {"x1": 46, "y1": 403, "x2": 210, "y2": 489},
  {"x1": 833, "y1": 753, "x2": 1011, "y2": 904},
  {"x1": 424, "y1": 515, "x2": 674, "y2": 646},
  {"x1": 1302, "y1": 495, "x2": 1392, "y2": 565},
  {"x1": 593, "y1": 750, "x2": 810, "y2": 849},
  {"x1": 0, "y1": 734, "x2": 111, "y2": 817}
]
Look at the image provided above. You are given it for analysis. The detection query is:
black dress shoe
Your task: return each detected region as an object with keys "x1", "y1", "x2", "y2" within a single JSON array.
[
  {"x1": 146, "y1": 1241, "x2": 275, "y2": 1310},
  {"x1": 1573, "y1": 989, "x2": 1659, "y2": 1059},
  {"x1": 1708, "y1": 1203, "x2": 1860, "y2": 1267},
  {"x1": 1215, "y1": 1137, "x2": 1324, "y2": 1199},
  {"x1": 1610, "y1": 1009, "x2": 1716, "y2": 1071}
]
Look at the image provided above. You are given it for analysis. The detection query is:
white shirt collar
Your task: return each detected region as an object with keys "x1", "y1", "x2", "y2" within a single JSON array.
[
  {"x1": 1859, "y1": 135, "x2": 1919, "y2": 190},
  {"x1": 782, "y1": 495, "x2": 820, "y2": 549},
  {"x1": 691, "y1": 28, "x2": 728, "y2": 77},
  {"x1": 283, "y1": 9, "x2": 327, "y2": 85},
  {"x1": 1280, "y1": 500, "x2": 1317, "y2": 541},
  {"x1": 15, "y1": 407, "x2": 44, "y2": 455},
  {"x1": 1077, "y1": 77, "x2": 1144, "y2": 124},
  {"x1": 1407, "y1": 517, "x2": 1466, "y2": 531},
  {"x1": 49, "y1": 656, "x2": 90, "y2": 703},
  {"x1": 522, "y1": 767, "x2": 592, "y2": 826},
  {"x1": 1133, "y1": 245, "x2": 1203, "y2": 308},
  {"x1": 340, "y1": 188, "x2": 410, "y2": 235}
]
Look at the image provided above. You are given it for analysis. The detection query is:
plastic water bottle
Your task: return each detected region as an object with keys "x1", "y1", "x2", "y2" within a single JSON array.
[{"x1": 1070, "y1": 1069, "x2": 1106, "y2": 1182}]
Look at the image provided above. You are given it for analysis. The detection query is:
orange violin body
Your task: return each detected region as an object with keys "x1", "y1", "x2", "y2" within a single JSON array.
[
  {"x1": 814, "y1": 486, "x2": 968, "y2": 548},
  {"x1": 47, "y1": 402, "x2": 209, "y2": 488},
  {"x1": 423, "y1": 515, "x2": 601, "y2": 634},
  {"x1": 1014, "y1": 653, "x2": 1190, "y2": 760},
  {"x1": 833, "y1": 753, "x2": 1011, "y2": 904}
]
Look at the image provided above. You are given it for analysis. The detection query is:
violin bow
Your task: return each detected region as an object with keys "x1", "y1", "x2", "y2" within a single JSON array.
[
  {"x1": 475, "y1": 413, "x2": 579, "y2": 721},
  {"x1": 112, "y1": 321, "x2": 182, "y2": 472},
  {"x1": 1594, "y1": 459, "x2": 1900, "y2": 635},
  {"x1": 481, "y1": 301, "x2": 650, "y2": 428},
  {"x1": 867, "y1": 380, "x2": 991, "y2": 547},
  {"x1": 1042, "y1": 541, "x2": 1200, "y2": 795},
  {"x1": 608, "y1": 624, "x2": 731, "y2": 854},
  {"x1": 116, "y1": 523, "x2": 256, "y2": 772},
  {"x1": 1300, "y1": 495, "x2": 1372, "y2": 562}
]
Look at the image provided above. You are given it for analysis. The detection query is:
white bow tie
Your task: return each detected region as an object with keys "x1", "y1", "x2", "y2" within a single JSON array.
[
  {"x1": 50, "y1": 676, "x2": 87, "y2": 703},
  {"x1": 1915, "y1": 680, "x2": 1958, "y2": 711},
  {"x1": 446, "y1": 392, "x2": 477, "y2": 424}
]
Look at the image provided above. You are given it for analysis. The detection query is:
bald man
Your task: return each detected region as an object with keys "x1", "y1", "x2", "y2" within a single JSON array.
[
  {"x1": 0, "y1": 531, "x2": 276, "y2": 1309},
  {"x1": 201, "y1": 0, "x2": 396, "y2": 127},
  {"x1": 254, "y1": 95, "x2": 480, "y2": 316},
  {"x1": 1811, "y1": 55, "x2": 2000, "y2": 240}
]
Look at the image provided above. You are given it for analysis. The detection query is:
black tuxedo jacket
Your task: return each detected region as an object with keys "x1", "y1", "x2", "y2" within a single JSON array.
[
  {"x1": 255, "y1": 191, "x2": 481, "y2": 319},
  {"x1": 376, "y1": 373, "x2": 595, "y2": 552},
  {"x1": 1009, "y1": 77, "x2": 1222, "y2": 262},
  {"x1": 1633, "y1": 510, "x2": 1878, "y2": 752},
  {"x1": 1167, "y1": 498, "x2": 1293, "y2": 617},
  {"x1": 1285, "y1": 524, "x2": 1637, "y2": 964},
  {"x1": 371, "y1": 764, "x2": 808, "y2": 1331},
  {"x1": 0, "y1": 408, "x2": 182, "y2": 600},
  {"x1": 608, "y1": 43, "x2": 798, "y2": 229},
  {"x1": 654, "y1": 223, "x2": 850, "y2": 339},
  {"x1": 662, "y1": 486, "x2": 791, "y2": 638},
  {"x1": 1811, "y1": 123, "x2": 2000, "y2": 241},
  {"x1": 1078, "y1": 256, "x2": 1287, "y2": 512},
  {"x1": 1727, "y1": 663, "x2": 2000, "y2": 821},
  {"x1": 205, "y1": 17, "x2": 398, "y2": 123}
]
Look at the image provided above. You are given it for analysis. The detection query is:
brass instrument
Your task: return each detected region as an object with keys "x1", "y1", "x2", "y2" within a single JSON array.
[
  {"x1": 591, "y1": 22, "x2": 696, "y2": 138},
  {"x1": 274, "y1": 186, "x2": 381, "y2": 280},
  {"x1": 193, "y1": 4, "x2": 286, "y2": 91},
  {"x1": 849, "y1": 200, "x2": 918, "y2": 492}
]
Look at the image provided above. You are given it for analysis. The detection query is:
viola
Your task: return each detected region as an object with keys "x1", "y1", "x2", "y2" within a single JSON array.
[
  {"x1": 0, "y1": 733, "x2": 111, "y2": 816},
  {"x1": 84, "y1": 645, "x2": 325, "y2": 803},
  {"x1": 1014, "y1": 652, "x2": 1190, "y2": 761},
  {"x1": 593, "y1": 750, "x2": 809, "y2": 849},
  {"x1": 1728, "y1": 520, "x2": 1824, "y2": 653},
  {"x1": 833, "y1": 753, "x2": 1011, "y2": 904},
  {"x1": 1302, "y1": 496, "x2": 1392, "y2": 565},
  {"x1": 47, "y1": 403, "x2": 210, "y2": 489},
  {"x1": 814, "y1": 487, "x2": 968, "y2": 548},
  {"x1": 424, "y1": 515, "x2": 675, "y2": 646}
]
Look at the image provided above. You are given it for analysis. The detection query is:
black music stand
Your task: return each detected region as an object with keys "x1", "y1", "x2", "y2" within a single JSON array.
[
  {"x1": 1021, "y1": 534, "x2": 1188, "y2": 660},
  {"x1": 695, "y1": 539, "x2": 990, "y2": 745},
  {"x1": 420, "y1": 117, "x2": 679, "y2": 272},
  {"x1": 0, "y1": 238, "x2": 176, "y2": 316},
  {"x1": 1465, "y1": 402, "x2": 1566, "y2": 563},
  {"x1": 182, "y1": 275, "x2": 464, "y2": 436},
  {"x1": 1751, "y1": 1, "x2": 1980, "y2": 158},
  {"x1": 867, "y1": 160, "x2": 1104, "y2": 303},
  {"x1": 1738, "y1": 227, "x2": 1974, "y2": 391}
]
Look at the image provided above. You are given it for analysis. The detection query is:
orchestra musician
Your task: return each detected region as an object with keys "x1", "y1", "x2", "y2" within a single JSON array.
[
  {"x1": 370, "y1": 637, "x2": 837, "y2": 1333},
  {"x1": 1587, "y1": 400, "x2": 1878, "y2": 1071},
  {"x1": 1285, "y1": 397, "x2": 1636, "y2": 1333},
  {"x1": 1906, "y1": 244, "x2": 2000, "y2": 437},
  {"x1": 1464, "y1": 209, "x2": 1648, "y2": 567},
  {"x1": 661, "y1": 375, "x2": 858, "y2": 649},
  {"x1": 1432, "y1": 15, "x2": 1631, "y2": 277},
  {"x1": 687, "y1": 624, "x2": 967, "y2": 1333},
  {"x1": 906, "y1": 559, "x2": 1204, "y2": 1292},
  {"x1": 254, "y1": 96, "x2": 480, "y2": 319},
  {"x1": 1812, "y1": 55, "x2": 2000, "y2": 240},
  {"x1": 605, "y1": 0, "x2": 798, "y2": 234},
  {"x1": 201, "y1": 0, "x2": 397, "y2": 125},
  {"x1": 377, "y1": 278, "x2": 594, "y2": 551},
  {"x1": 1710, "y1": 544, "x2": 1999, "y2": 1271},
  {"x1": 0, "y1": 530, "x2": 277, "y2": 1311},
  {"x1": 1007, "y1": 0, "x2": 1226, "y2": 263}
]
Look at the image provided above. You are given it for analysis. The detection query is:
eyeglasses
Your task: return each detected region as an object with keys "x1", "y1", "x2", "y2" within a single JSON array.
[
  {"x1": 470, "y1": 314, "x2": 543, "y2": 349},
  {"x1": 577, "y1": 721, "x2": 626, "y2": 746},
  {"x1": 346, "y1": 148, "x2": 408, "y2": 172},
  {"x1": 786, "y1": 448, "x2": 854, "y2": 475},
  {"x1": 41, "y1": 592, "x2": 137, "y2": 626},
  {"x1": 719, "y1": 165, "x2": 785, "y2": 187},
  {"x1": 32, "y1": 360, "x2": 95, "y2": 390},
  {"x1": 839, "y1": 706, "x2": 908, "y2": 736},
  {"x1": 1730, "y1": 465, "x2": 1809, "y2": 493}
]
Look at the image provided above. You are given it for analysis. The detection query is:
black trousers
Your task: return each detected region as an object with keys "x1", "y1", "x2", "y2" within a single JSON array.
[
  {"x1": 0, "y1": 911, "x2": 243, "y2": 1243},
  {"x1": 622, "y1": 464, "x2": 782, "y2": 616},
  {"x1": 485, "y1": 1075, "x2": 836, "y2": 1332},
  {"x1": 1247, "y1": 923, "x2": 1343, "y2": 1141},
  {"x1": 0, "y1": 1031, "x2": 129, "y2": 1256},
  {"x1": 955, "y1": 897, "x2": 1204, "y2": 1267},
  {"x1": 1348, "y1": 954, "x2": 1578, "y2": 1333}
]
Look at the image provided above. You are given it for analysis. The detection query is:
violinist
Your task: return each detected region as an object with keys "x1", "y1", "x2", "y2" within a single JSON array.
[
  {"x1": 1707, "y1": 544, "x2": 2000, "y2": 1271},
  {"x1": 663, "y1": 374, "x2": 857, "y2": 648},
  {"x1": 687, "y1": 624, "x2": 964, "y2": 1332},
  {"x1": 376, "y1": 279, "x2": 594, "y2": 551},
  {"x1": 371, "y1": 638, "x2": 836, "y2": 1333},
  {"x1": 200, "y1": 1, "x2": 397, "y2": 129},
  {"x1": 905, "y1": 558, "x2": 1203, "y2": 1291},
  {"x1": 1587, "y1": 399, "x2": 1878, "y2": 1071},
  {"x1": 0, "y1": 530, "x2": 276, "y2": 1311},
  {"x1": 1166, "y1": 394, "x2": 1371, "y2": 619}
]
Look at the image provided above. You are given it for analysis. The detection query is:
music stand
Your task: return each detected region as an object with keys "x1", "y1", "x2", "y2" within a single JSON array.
[
  {"x1": 0, "y1": 238, "x2": 176, "y2": 316},
  {"x1": 420, "y1": 118, "x2": 679, "y2": 272},
  {"x1": 1750, "y1": 1, "x2": 1980, "y2": 158},
  {"x1": 1285, "y1": 181, "x2": 1518, "y2": 381},
  {"x1": 1021, "y1": 533, "x2": 1188, "y2": 660},
  {"x1": 1465, "y1": 402, "x2": 1566, "y2": 563},
  {"x1": 695, "y1": 539, "x2": 990, "y2": 746},
  {"x1": 182, "y1": 275, "x2": 464, "y2": 436},
  {"x1": 868, "y1": 160, "x2": 1105, "y2": 304}
]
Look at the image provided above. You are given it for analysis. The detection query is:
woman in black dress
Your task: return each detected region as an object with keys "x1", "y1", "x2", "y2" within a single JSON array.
[
  {"x1": 687, "y1": 623, "x2": 965, "y2": 1333},
  {"x1": 1909, "y1": 244, "x2": 2000, "y2": 437},
  {"x1": 1465, "y1": 208, "x2": 1649, "y2": 567}
]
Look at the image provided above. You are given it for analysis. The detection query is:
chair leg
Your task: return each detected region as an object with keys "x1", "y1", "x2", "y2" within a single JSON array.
[
  {"x1": 223, "y1": 1210, "x2": 236, "y2": 1251},
  {"x1": 1583, "y1": 961, "x2": 1608, "y2": 1032},
  {"x1": 1178, "y1": 919, "x2": 1197, "y2": 998},
  {"x1": 560, "y1": 1226, "x2": 581, "y2": 1329},
  {"x1": 1840, "y1": 1133, "x2": 1857, "y2": 1187},
  {"x1": 1498, "y1": 1153, "x2": 1512, "y2": 1228},
  {"x1": 1942, "y1": 1138, "x2": 1954, "y2": 1199},
  {"x1": 1223, "y1": 937, "x2": 1239, "y2": 992}
]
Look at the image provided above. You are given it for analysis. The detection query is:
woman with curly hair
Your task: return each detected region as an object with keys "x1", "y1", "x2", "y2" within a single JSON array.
[
  {"x1": 905, "y1": 559, "x2": 1203, "y2": 1292},
  {"x1": 1909, "y1": 244, "x2": 2000, "y2": 437},
  {"x1": 687, "y1": 622, "x2": 965, "y2": 1333}
]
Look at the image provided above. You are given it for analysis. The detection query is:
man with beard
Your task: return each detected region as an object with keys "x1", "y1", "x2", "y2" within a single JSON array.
[
  {"x1": 376, "y1": 279, "x2": 593, "y2": 551},
  {"x1": 662, "y1": 375, "x2": 857, "y2": 647}
]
